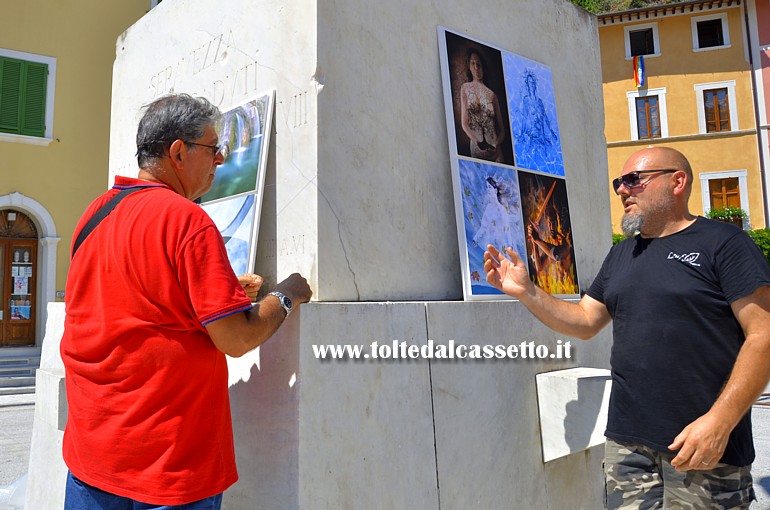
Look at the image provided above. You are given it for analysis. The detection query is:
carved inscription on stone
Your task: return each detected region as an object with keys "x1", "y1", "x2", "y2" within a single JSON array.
[
  {"x1": 147, "y1": 31, "x2": 259, "y2": 108},
  {"x1": 278, "y1": 91, "x2": 309, "y2": 128},
  {"x1": 257, "y1": 235, "x2": 306, "y2": 260},
  {"x1": 147, "y1": 33, "x2": 310, "y2": 132}
]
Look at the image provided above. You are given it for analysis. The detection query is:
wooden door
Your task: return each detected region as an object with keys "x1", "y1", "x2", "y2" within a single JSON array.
[
  {"x1": 1, "y1": 207, "x2": 39, "y2": 347},
  {"x1": 1, "y1": 239, "x2": 37, "y2": 346}
]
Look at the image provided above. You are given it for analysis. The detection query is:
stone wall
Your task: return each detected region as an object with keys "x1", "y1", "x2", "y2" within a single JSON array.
[{"x1": 108, "y1": 0, "x2": 609, "y2": 302}]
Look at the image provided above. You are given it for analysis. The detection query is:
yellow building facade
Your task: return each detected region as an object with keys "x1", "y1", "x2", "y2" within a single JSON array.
[
  {"x1": 0, "y1": 1, "x2": 150, "y2": 356},
  {"x1": 599, "y1": 0, "x2": 766, "y2": 234}
]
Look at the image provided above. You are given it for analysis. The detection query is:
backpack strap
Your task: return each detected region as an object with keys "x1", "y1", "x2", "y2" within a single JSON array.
[{"x1": 71, "y1": 185, "x2": 158, "y2": 259}]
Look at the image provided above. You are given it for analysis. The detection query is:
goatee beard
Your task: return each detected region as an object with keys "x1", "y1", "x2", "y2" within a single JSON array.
[{"x1": 621, "y1": 213, "x2": 643, "y2": 237}]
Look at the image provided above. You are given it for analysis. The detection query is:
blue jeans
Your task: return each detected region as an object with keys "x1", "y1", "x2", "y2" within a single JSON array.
[{"x1": 64, "y1": 472, "x2": 223, "y2": 510}]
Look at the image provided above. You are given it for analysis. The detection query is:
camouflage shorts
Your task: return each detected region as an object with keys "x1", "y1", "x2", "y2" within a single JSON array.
[{"x1": 604, "y1": 439, "x2": 755, "y2": 509}]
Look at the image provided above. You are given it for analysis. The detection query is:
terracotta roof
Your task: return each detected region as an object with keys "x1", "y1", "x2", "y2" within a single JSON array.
[{"x1": 598, "y1": 0, "x2": 741, "y2": 25}]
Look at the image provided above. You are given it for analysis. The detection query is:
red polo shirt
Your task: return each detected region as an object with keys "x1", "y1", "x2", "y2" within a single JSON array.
[{"x1": 61, "y1": 176, "x2": 252, "y2": 505}]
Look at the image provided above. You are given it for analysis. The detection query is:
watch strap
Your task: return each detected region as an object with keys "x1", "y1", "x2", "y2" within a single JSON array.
[{"x1": 268, "y1": 291, "x2": 292, "y2": 316}]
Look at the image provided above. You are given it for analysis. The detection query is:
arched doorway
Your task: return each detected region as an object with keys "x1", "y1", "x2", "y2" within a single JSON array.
[
  {"x1": 0, "y1": 209, "x2": 38, "y2": 346},
  {"x1": 0, "y1": 192, "x2": 59, "y2": 349}
]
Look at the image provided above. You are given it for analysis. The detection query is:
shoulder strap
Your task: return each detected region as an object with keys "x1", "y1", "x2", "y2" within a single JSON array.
[{"x1": 71, "y1": 185, "x2": 158, "y2": 260}]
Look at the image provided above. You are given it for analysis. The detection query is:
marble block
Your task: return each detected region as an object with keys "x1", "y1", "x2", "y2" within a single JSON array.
[
  {"x1": 536, "y1": 367, "x2": 612, "y2": 463},
  {"x1": 25, "y1": 301, "x2": 612, "y2": 509},
  {"x1": 426, "y1": 302, "x2": 609, "y2": 509},
  {"x1": 39, "y1": 302, "x2": 65, "y2": 372},
  {"x1": 225, "y1": 302, "x2": 439, "y2": 509},
  {"x1": 25, "y1": 303, "x2": 68, "y2": 510}
]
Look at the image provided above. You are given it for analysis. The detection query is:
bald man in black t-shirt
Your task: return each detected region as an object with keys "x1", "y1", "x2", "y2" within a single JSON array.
[{"x1": 485, "y1": 147, "x2": 770, "y2": 509}]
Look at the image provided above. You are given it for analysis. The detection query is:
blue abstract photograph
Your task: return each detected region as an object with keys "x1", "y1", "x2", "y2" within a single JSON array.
[
  {"x1": 458, "y1": 159, "x2": 527, "y2": 296},
  {"x1": 503, "y1": 53, "x2": 565, "y2": 176},
  {"x1": 201, "y1": 194, "x2": 255, "y2": 276}
]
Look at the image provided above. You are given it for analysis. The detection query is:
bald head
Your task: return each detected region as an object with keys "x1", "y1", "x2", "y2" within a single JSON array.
[
  {"x1": 624, "y1": 147, "x2": 692, "y2": 183},
  {"x1": 619, "y1": 147, "x2": 696, "y2": 237}
]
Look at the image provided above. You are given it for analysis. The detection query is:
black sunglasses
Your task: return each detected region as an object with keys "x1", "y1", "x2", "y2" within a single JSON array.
[
  {"x1": 184, "y1": 141, "x2": 229, "y2": 158},
  {"x1": 612, "y1": 169, "x2": 677, "y2": 194}
]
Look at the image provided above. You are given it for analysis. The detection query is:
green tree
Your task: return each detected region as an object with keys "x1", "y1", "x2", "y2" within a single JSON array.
[{"x1": 571, "y1": 0, "x2": 682, "y2": 14}]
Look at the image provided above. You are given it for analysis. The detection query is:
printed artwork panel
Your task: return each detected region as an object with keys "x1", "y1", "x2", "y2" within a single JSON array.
[
  {"x1": 458, "y1": 160, "x2": 526, "y2": 296},
  {"x1": 503, "y1": 53, "x2": 565, "y2": 176},
  {"x1": 198, "y1": 90, "x2": 274, "y2": 277},
  {"x1": 518, "y1": 172, "x2": 579, "y2": 295},
  {"x1": 200, "y1": 92, "x2": 271, "y2": 204},
  {"x1": 201, "y1": 194, "x2": 256, "y2": 276},
  {"x1": 439, "y1": 27, "x2": 579, "y2": 299},
  {"x1": 444, "y1": 31, "x2": 515, "y2": 166}
]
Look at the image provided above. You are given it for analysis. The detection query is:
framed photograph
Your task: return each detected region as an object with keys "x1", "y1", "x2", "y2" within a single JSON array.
[
  {"x1": 441, "y1": 30, "x2": 515, "y2": 166},
  {"x1": 456, "y1": 160, "x2": 527, "y2": 298},
  {"x1": 199, "y1": 90, "x2": 274, "y2": 276},
  {"x1": 518, "y1": 172, "x2": 579, "y2": 296},
  {"x1": 201, "y1": 194, "x2": 256, "y2": 276},
  {"x1": 438, "y1": 26, "x2": 578, "y2": 300},
  {"x1": 503, "y1": 53, "x2": 564, "y2": 176},
  {"x1": 200, "y1": 91, "x2": 274, "y2": 204}
]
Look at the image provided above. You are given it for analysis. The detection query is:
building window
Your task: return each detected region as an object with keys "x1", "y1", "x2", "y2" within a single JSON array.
[
  {"x1": 0, "y1": 57, "x2": 47, "y2": 137},
  {"x1": 708, "y1": 177, "x2": 740, "y2": 209},
  {"x1": 630, "y1": 29, "x2": 654, "y2": 56},
  {"x1": 626, "y1": 87, "x2": 668, "y2": 141},
  {"x1": 703, "y1": 88, "x2": 730, "y2": 132},
  {"x1": 635, "y1": 96, "x2": 661, "y2": 139},
  {"x1": 624, "y1": 23, "x2": 660, "y2": 59},
  {"x1": 691, "y1": 12, "x2": 730, "y2": 51},
  {"x1": 694, "y1": 81, "x2": 737, "y2": 134},
  {"x1": 699, "y1": 170, "x2": 749, "y2": 222},
  {"x1": 0, "y1": 49, "x2": 56, "y2": 145}
]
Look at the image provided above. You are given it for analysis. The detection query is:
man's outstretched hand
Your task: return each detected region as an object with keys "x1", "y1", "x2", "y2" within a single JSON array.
[{"x1": 484, "y1": 245, "x2": 533, "y2": 298}]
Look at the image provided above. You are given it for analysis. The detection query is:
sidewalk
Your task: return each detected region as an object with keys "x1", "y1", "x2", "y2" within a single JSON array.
[
  {"x1": 752, "y1": 399, "x2": 770, "y2": 508},
  {"x1": 1, "y1": 394, "x2": 770, "y2": 507},
  {"x1": 0, "y1": 394, "x2": 34, "y2": 410},
  {"x1": 0, "y1": 394, "x2": 34, "y2": 510}
]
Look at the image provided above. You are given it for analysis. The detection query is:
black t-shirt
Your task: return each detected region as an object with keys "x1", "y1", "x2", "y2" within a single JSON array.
[{"x1": 587, "y1": 217, "x2": 770, "y2": 466}]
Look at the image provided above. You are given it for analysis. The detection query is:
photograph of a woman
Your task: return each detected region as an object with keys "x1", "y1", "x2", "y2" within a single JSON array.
[
  {"x1": 504, "y1": 53, "x2": 565, "y2": 176},
  {"x1": 458, "y1": 160, "x2": 525, "y2": 297},
  {"x1": 445, "y1": 31, "x2": 514, "y2": 165}
]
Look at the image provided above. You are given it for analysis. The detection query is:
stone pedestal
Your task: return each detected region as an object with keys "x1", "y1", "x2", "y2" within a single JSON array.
[
  {"x1": 17, "y1": 0, "x2": 621, "y2": 508},
  {"x1": 226, "y1": 301, "x2": 610, "y2": 509},
  {"x1": 28, "y1": 302, "x2": 612, "y2": 509}
]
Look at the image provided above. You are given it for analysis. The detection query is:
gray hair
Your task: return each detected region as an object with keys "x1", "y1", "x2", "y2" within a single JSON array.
[{"x1": 135, "y1": 94, "x2": 222, "y2": 167}]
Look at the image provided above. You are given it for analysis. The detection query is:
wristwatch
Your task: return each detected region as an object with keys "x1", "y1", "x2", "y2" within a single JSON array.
[{"x1": 268, "y1": 291, "x2": 293, "y2": 317}]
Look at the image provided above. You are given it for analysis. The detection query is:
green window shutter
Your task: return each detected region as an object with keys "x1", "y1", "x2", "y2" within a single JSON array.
[
  {"x1": 20, "y1": 62, "x2": 47, "y2": 137},
  {"x1": 0, "y1": 57, "x2": 48, "y2": 137},
  {"x1": 0, "y1": 57, "x2": 23, "y2": 133}
]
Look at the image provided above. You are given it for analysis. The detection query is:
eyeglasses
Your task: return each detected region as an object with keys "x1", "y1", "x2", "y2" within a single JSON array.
[
  {"x1": 612, "y1": 169, "x2": 677, "y2": 195},
  {"x1": 184, "y1": 141, "x2": 229, "y2": 159}
]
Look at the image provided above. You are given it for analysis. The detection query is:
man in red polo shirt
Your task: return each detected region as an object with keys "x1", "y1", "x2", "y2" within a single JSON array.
[{"x1": 61, "y1": 94, "x2": 312, "y2": 509}]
